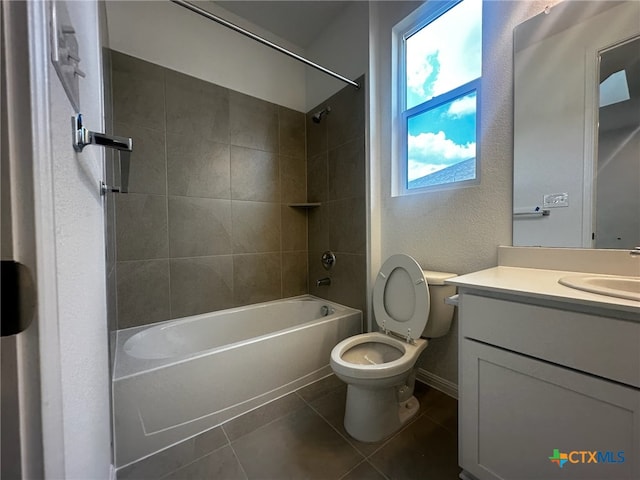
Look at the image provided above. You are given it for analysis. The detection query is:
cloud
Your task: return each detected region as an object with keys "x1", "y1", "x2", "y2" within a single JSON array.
[
  {"x1": 405, "y1": 0, "x2": 482, "y2": 102},
  {"x1": 447, "y1": 95, "x2": 476, "y2": 118},
  {"x1": 407, "y1": 131, "x2": 475, "y2": 181},
  {"x1": 406, "y1": 54, "x2": 436, "y2": 100},
  {"x1": 408, "y1": 131, "x2": 475, "y2": 166}
]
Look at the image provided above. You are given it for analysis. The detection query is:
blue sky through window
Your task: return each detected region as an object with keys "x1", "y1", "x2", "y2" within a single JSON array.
[
  {"x1": 404, "y1": 0, "x2": 482, "y2": 187},
  {"x1": 407, "y1": 92, "x2": 477, "y2": 182}
]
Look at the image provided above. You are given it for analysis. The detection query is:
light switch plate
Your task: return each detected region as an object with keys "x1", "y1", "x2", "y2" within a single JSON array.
[
  {"x1": 543, "y1": 192, "x2": 569, "y2": 208},
  {"x1": 51, "y1": 1, "x2": 82, "y2": 112}
]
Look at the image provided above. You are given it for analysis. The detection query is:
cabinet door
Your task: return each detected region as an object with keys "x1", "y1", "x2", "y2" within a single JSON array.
[{"x1": 460, "y1": 339, "x2": 640, "y2": 480}]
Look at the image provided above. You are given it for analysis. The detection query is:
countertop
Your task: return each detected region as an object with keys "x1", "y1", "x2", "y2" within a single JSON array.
[{"x1": 448, "y1": 266, "x2": 640, "y2": 316}]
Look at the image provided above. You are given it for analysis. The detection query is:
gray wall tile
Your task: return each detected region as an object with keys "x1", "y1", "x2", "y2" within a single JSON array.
[
  {"x1": 280, "y1": 154, "x2": 306, "y2": 203},
  {"x1": 170, "y1": 257, "x2": 234, "y2": 318},
  {"x1": 111, "y1": 51, "x2": 165, "y2": 132},
  {"x1": 165, "y1": 69, "x2": 229, "y2": 144},
  {"x1": 115, "y1": 193, "x2": 168, "y2": 261},
  {"x1": 306, "y1": 111, "x2": 327, "y2": 157},
  {"x1": 230, "y1": 91, "x2": 278, "y2": 152},
  {"x1": 306, "y1": 77, "x2": 366, "y2": 315},
  {"x1": 328, "y1": 198, "x2": 366, "y2": 255},
  {"x1": 282, "y1": 252, "x2": 308, "y2": 298},
  {"x1": 309, "y1": 253, "x2": 366, "y2": 313},
  {"x1": 306, "y1": 151, "x2": 328, "y2": 203},
  {"x1": 328, "y1": 136, "x2": 365, "y2": 201},
  {"x1": 116, "y1": 260, "x2": 170, "y2": 329},
  {"x1": 281, "y1": 206, "x2": 307, "y2": 252},
  {"x1": 168, "y1": 196, "x2": 232, "y2": 257},
  {"x1": 114, "y1": 123, "x2": 166, "y2": 195},
  {"x1": 110, "y1": 52, "x2": 311, "y2": 331},
  {"x1": 327, "y1": 76, "x2": 365, "y2": 150},
  {"x1": 279, "y1": 107, "x2": 305, "y2": 158},
  {"x1": 230, "y1": 146, "x2": 280, "y2": 202},
  {"x1": 233, "y1": 253, "x2": 282, "y2": 306},
  {"x1": 167, "y1": 135, "x2": 230, "y2": 199},
  {"x1": 307, "y1": 207, "x2": 329, "y2": 254},
  {"x1": 232, "y1": 201, "x2": 281, "y2": 253}
]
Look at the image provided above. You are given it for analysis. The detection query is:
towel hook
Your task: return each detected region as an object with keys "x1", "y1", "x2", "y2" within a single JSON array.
[{"x1": 72, "y1": 114, "x2": 133, "y2": 195}]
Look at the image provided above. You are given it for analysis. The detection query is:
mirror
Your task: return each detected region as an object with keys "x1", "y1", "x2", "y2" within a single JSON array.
[{"x1": 513, "y1": 0, "x2": 640, "y2": 248}]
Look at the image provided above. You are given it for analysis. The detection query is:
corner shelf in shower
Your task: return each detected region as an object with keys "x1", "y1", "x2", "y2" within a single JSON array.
[{"x1": 287, "y1": 203, "x2": 321, "y2": 209}]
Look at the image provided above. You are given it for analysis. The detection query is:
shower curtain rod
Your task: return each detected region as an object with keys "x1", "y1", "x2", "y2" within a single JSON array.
[{"x1": 170, "y1": 0, "x2": 360, "y2": 89}]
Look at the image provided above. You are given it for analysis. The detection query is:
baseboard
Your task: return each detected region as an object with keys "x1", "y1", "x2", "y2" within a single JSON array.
[
  {"x1": 459, "y1": 470, "x2": 480, "y2": 480},
  {"x1": 416, "y1": 368, "x2": 458, "y2": 399},
  {"x1": 110, "y1": 464, "x2": 117, "y2": 480}
]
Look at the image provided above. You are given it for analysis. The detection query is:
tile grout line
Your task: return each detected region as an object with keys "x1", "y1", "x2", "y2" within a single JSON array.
[{"x1": 221, "y1": 426, "x2": 250, "y2": 480}]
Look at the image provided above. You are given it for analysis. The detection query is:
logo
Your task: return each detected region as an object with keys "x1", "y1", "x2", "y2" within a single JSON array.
[
  {"x1": 549, "y1": 449, "x2": 568, "y2": 468},
  {"x1": 548, "y1": 449, "x2": 625, "y2": 469}
]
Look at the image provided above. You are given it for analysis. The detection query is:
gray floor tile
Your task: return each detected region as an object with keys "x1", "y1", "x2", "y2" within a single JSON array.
[
  {"x1": 297, "y1": 374, "x2": 345, "y2": 403},
  {"x1": 420, "y1": 388, "x2": 458, "y2": 435},
  {"x1": 161, "y1": 445, "x2": 246, "y2": 480},
  {"x1": 193, "y1": 426, "x2": 229, "y2": 459},
  {"x1": 308, "y1": 380, "x2": 441, "y2": 458},
  {"x1": 223, "y1": 393, "x2": 306, "y2": 442},
  {"x1": 232, "y1": 405, "x2": 364, "y2": 479},
  {"x1": 369, "y1": 414, "x2": 461, "y2": 480},
  {"x1": 340, "y1": 461, "x2": 388, "y2": 480},
  {"x1": 117, "y1": 439, "x2": 195, "y2": 480},
  {"x1": 309, "y1": 385, "x2": 387, "y2": 458}
]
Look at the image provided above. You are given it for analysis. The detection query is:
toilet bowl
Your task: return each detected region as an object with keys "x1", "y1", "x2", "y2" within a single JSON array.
[{"x1": 330, "y1": 254, "x2": 456, "y2": 443}]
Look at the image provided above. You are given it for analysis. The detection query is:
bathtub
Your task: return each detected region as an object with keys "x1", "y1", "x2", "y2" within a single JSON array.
[{"x1": 112, "y1": 295, "x2": 362, "y2": 467}]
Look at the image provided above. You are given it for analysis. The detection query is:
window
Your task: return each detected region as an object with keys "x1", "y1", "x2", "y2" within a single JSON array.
[{"x1": 395, "y1": 0, "x2": 482, "y2": 194}]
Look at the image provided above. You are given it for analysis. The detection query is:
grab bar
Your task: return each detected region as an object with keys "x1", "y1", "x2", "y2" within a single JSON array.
[{"x1": 72, "y1": 114, "x2": 133, "y2": 194}]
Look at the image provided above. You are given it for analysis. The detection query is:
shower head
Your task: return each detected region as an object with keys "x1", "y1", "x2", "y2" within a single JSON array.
[{"x1": 312, "y1": 106, "x2": 331, "y2": 124}]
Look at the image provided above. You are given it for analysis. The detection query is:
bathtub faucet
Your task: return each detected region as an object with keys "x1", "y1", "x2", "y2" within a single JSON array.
[{"x1": 316, "y1": 277, "x2": 331, "y2": 287}]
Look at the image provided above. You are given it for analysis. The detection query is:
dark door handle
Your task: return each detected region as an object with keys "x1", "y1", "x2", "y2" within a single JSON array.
[{"x1": 1, "y1": 260, "x2": 35, "y2": 336}]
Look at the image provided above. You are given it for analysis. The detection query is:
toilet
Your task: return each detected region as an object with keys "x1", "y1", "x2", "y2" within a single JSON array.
[{"x1": 330, "y1": 254, "x2": 457, "y2": 443}]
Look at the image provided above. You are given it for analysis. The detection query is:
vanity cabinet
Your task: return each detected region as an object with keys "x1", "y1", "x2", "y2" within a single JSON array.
[{"x1": 458, "y1": 293, "x2": 640, "y2": 480}]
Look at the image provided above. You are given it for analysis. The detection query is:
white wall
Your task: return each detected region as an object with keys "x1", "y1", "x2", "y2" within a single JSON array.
[
  {"x1": 105, "y1": 0, "x2": 307, "y2": 111},
  {"x1": 369, "y1": 1, "x2": 550, "y2": 385},
  {"x1": 513, "y1": 2, "x2": 640, "y2": 247},
  {"x1": 28, "y1": 0, "x2": 112, "y2": 477},
  {"x1": 304, "y1": 1, "x2": 369, "y2": 111}
]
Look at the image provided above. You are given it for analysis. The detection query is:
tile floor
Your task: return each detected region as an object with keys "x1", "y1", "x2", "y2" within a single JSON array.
[{"x1": 118, "y1": 375, "x2": 460, "y2": 479}]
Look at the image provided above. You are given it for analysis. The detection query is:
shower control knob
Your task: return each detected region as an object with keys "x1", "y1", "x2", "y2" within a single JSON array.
[{"x1": 321, "y1": 251, "x2": 336, "y2": 271}]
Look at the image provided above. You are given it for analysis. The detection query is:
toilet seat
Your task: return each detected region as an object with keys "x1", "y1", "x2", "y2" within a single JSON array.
[
  {"x1": 331, "y1": 332, "x2": 428, "y2": 380},
  {"x1": 373, "y1": 254, "x2": 430, "y2": 342}
]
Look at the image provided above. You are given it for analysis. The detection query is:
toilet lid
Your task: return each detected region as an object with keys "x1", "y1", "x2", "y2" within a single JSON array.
[{"x1": 373, "y1": 254, "x2": 430, "y2": 342}]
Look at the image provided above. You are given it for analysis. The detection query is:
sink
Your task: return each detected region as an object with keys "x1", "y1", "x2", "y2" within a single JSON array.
[{"x1": 559, "y1": 274, "x2": 640, "y2": 302}]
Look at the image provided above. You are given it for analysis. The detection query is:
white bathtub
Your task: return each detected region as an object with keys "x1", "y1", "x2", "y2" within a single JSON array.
[{"x1": 112, "y1": 295, "x2": 362, "y2": 467}]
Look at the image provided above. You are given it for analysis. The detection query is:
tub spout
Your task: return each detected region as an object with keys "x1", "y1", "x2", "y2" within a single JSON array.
[{"x1": 316, "y1": 277, "x2": 331, "y2": 287}]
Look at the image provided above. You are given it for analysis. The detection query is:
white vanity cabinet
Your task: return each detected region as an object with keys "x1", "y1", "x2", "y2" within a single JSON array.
[{"x1": 458, "y1": 292, "x2": 640, "y2": 480}]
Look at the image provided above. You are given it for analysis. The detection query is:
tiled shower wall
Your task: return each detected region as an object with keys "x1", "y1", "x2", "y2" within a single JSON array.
[
  {"x1": 109, "y1": 51, "x2": 308, "y2": 329},
  {"x1": 306, "y1": 77, "x2": 367, "y2": 314}
]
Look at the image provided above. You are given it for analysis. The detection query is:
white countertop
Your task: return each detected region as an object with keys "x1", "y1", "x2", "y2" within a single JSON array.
[{"x1": 448, "y1": 266, "x2": 640, "y2": 315}]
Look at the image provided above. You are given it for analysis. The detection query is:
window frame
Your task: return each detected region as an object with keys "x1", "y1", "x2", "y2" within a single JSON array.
[{"x1": 393, "y1": 0, "x2": 482, "y2": 196}]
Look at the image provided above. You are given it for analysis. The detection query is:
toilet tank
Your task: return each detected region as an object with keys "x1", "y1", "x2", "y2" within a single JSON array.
[{"x1": 423, "y1": 270, "x2": 457, "y2": 338}]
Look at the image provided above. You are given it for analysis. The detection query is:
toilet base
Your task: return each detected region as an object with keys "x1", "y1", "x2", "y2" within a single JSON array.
[
  {"x1": 343, "y1": 383, "x2": 420, "y2": 443},
  {"x1": 398, "y1": 395, "x2": 420, "y2": 424}
]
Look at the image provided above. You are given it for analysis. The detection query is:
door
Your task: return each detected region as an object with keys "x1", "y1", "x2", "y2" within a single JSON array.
[{"x1": 1, "y1": 1, "x2": 44, "y2": 477}]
